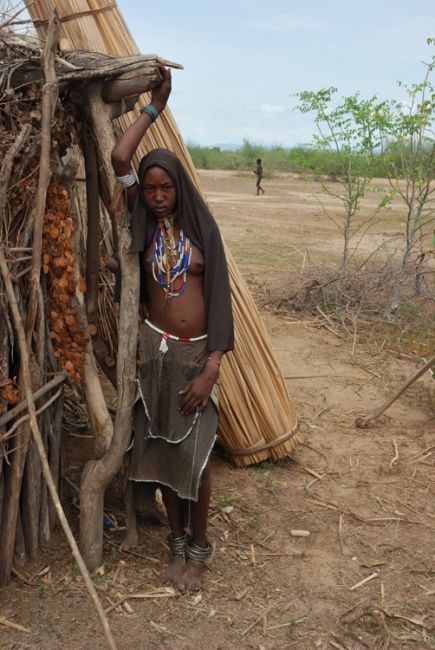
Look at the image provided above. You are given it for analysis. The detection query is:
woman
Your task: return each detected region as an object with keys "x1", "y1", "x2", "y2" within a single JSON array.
[{"x1": 111, "y1": 68, "x2": 234, "y2": 591}]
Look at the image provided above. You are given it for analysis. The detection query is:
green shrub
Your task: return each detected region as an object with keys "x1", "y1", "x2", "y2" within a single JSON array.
[{"x1": 187, "y1": 139, "x2": 421, "y2": 178}]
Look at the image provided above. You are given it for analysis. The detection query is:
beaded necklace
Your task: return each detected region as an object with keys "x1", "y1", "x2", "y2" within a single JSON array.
[{"x1": 152, "y1": 215, "x2": 192, "y2": 298}]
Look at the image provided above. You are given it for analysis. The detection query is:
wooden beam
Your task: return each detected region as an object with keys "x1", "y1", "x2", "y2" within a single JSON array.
[{"x1": 101, "y1": 70, "x2": 157, "y2": 103}]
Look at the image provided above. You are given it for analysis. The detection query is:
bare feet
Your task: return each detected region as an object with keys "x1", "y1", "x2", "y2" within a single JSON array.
[
  {"x1": 177, "y1": 538, "x2": 212, "y2": 591},
  {"x1": 162, "y1": 555, "x2": 185, "y2": 587},
  {"x1": 178, "y1": 559, "x2": 205, "y2": 591}
]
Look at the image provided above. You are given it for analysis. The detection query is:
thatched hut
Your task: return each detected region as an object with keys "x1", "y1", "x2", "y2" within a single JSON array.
[{"x1": 0, "y1": 2, "x2": 299, "y2": 589}]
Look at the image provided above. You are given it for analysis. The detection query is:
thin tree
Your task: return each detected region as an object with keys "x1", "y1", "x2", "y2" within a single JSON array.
[
  {"x1": 378, "y1": 47, "x2": 435, "y2": 314},
  {"x1": 296, "y1": 88, "x2": 392, "y2": 274}
]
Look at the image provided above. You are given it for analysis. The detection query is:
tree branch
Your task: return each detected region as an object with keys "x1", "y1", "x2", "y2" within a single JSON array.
[{"x1": 26, "y1": 11, "x2": 60, "y2": 344}]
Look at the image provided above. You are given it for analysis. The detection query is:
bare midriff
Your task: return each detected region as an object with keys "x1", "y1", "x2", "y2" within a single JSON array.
[{"x1": 144, "y1": 227, "x2": 207, "y2": 338}]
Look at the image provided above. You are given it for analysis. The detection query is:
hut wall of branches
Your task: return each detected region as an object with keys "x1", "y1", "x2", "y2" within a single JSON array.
[
  {"x1": 0, "y1": 18, "x2": 182, "y2": 583},
  {"x1": 0, "y1": 1, "x2": 299, "y2": 584}
]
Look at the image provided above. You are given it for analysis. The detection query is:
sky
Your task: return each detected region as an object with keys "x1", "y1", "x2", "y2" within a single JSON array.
[
  {"x1": 117, "y1": 0, "x2": 435, "y2": 149},
  {"x1": 14, "y1": 0, "x2": 435, "y2": 148},
  {"x1": 13, "y1": 0, "x2": 432, "y2": 149}
]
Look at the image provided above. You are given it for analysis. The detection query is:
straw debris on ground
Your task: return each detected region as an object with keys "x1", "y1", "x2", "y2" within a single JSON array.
[{"x1": 1, "y1": 169, "x2": 434, "y2": 650}]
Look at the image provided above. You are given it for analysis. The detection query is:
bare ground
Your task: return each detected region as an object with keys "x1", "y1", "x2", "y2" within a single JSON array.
[{"x1": 1, "y1": 171, "x2": 434, "y2": 650}]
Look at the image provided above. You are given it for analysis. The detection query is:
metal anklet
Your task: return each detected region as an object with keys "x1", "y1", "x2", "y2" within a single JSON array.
[
  {"x1": 167, "y1": 532, "x2": 188, "y2": 557},
  {"x1": 185, "y1": 537, "x2": 213, "y2": 563}
]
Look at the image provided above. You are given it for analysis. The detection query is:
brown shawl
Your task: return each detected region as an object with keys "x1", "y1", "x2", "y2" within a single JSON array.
[{"x1": 129, "y1": 148, "x2": 234, "y2": 353}]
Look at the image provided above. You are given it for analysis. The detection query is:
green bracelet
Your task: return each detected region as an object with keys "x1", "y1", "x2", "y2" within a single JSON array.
[{"x1": 140, "y1": 103, "x2": 159, "y2": 122}]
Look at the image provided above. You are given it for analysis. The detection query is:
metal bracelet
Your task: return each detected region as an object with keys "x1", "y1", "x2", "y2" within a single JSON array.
[
  {"x1": 115, "y1": 170, "x2": 137, "y2": 188},
  {"x1": 167, "y1": 532, "x2": 187, "y2": 557},
  {"x1": 185, "y1": 537, "x2": 212, "y2": 562}
]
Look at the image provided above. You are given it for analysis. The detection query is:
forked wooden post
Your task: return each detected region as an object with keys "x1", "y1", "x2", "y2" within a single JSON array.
[{"x1": 79, "y1": 82, "x2": 139, "y2": 571}]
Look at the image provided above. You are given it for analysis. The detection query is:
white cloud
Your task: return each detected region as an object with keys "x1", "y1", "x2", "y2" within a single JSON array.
[{"x1": 260, "y1": 103, "x2": 285, "y2": 115}]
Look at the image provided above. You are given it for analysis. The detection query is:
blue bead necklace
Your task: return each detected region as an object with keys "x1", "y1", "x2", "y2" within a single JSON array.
[{"x1": 152, "y1": 216, "x2": 192, "y2": 298}]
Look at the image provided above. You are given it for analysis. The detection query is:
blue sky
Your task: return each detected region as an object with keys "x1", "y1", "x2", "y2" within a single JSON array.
[{"x1": 119, "y1": 0, "x2": 434, "y2": 148}]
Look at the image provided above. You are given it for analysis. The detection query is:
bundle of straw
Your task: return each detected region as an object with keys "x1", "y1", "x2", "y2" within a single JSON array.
[{"x1": 26, "y1": 0, "x2": 299, "y2": 466}]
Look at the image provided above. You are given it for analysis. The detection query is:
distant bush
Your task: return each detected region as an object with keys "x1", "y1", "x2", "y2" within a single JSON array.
[
  {"x1": 187, "y1": 144, "x2": 242, "y2": 170},
  {"x1": 187, "y1": 138, "x2": 418, "y2": 179}
]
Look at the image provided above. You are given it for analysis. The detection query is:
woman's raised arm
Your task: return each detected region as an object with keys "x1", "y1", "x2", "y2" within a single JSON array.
[{"x1": 111, "y1": 66, "x2": 172, "y2": 203}]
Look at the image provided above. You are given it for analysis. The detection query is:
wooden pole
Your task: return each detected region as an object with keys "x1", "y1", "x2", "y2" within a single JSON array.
[
  {"x1": 80, "y1": 126, "x2": 117, "y2": 387},
  {"x1": 58, "y1": 152, "x2": 114, "y2": 457},
  {"x1": 356, "y1": 355, "x2": 435, "y2": 428},
  {"x1": 79, "y1": 82, "x2": 139, "y2": 571},
  {"x1": 19, "y1": 10, "x2": 59, "y2": 566},
  {"x1": 26, "y1": 10, "x2": 60, "y2": 342}
]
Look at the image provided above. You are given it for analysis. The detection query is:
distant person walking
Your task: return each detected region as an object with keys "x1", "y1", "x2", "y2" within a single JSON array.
[{"x1": 254, "y1": 158, "x2": 265, "y2": 195}]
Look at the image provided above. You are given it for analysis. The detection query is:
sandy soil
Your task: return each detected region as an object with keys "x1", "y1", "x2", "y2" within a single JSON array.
[{"x1": 1, "y1": 171, "x2": 434, "y2": 650}]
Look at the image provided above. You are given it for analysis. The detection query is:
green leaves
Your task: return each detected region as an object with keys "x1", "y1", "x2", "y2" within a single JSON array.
[
  {"x1": 294, "y1": 89, "x2": 395, "y2": 271},
  {"x1": 295, "y1": 88, "x2": 390, "y2": 162}
]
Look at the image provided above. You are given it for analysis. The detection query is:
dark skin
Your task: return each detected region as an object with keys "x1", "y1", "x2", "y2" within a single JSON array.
[
  {"x1": 254, "y1": 158, "x2": 265, "y2": 196},
  {"x1": 111, "y1": 67, "x2": 224, "y2": 590},
  {"x1": 141, "y1": 165, "x2": 221, "y2": 414}
]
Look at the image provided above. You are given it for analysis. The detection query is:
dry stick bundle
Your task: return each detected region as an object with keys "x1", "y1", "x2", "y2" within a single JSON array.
[
  {"x1": 25, "y1": 0, "x2": 299, "y2": 465},
  {"x1": 0, "y1": 15, "x2": 63, "y2": 583},
  {"x1": 0, "y1": 248, "x2": 118, "y2": 650}
]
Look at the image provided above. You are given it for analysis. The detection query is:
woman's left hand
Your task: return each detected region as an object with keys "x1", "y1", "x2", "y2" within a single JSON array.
[
  {"x1": 151, "y1": 66, "x2": 172, "y2": 113},
  {"x1": 178, "y1": 367, "x2": 218, "y2": 415}
]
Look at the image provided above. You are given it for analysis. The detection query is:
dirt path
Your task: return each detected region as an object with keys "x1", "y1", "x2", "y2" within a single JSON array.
[{"x1": 1, "y1": 171, "x2": 434, "y2": 650}]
